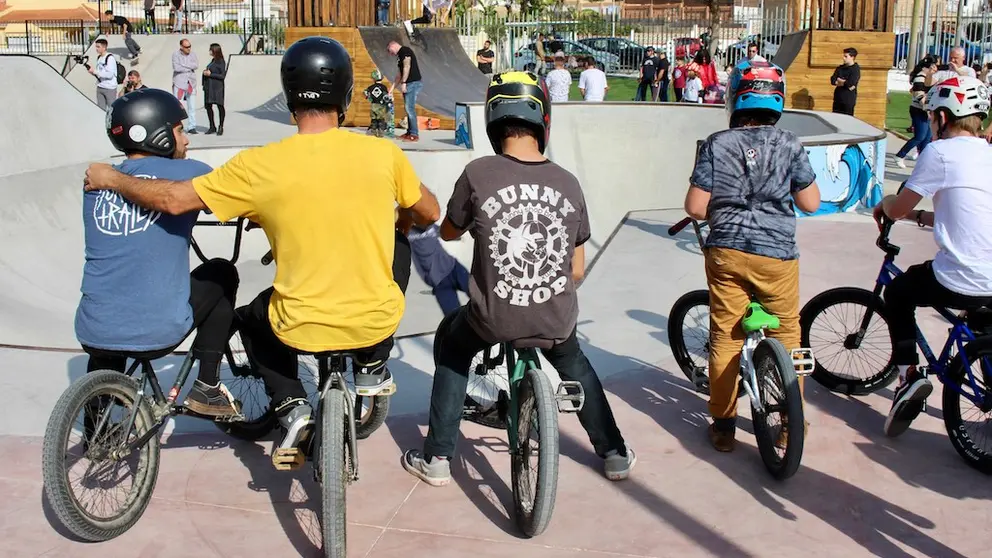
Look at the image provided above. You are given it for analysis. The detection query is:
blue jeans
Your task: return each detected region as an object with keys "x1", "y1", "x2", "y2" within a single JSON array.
[
  {"x1": 433, "y1": 263, "x2": 469, "y2": 316},
  {"x1": 403, "y1": 80, "x2": 423, "y2": 137},
  {"x1": 896, "y1": 107, "x2": 932, "y2": 158},
  {"x1": 377, "y1": 4, "x2": 389, "y2": 24}
]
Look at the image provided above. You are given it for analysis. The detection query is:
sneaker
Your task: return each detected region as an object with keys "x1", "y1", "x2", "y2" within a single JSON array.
[
  {"x1": 884, "y1": 367, "x2": 933, "y2": 437},
  {"x1": 184, "y1": 379, "x2": 239, "y2": 417},
  {"x1": 895, "y1": 157, "x2": 907, "y2": 169},
  {"x1": 401, "y1": 449, "x2": 451, "y2": 486},
  {"x1": 354, "y1": 361, "x2": 393, "y2": 397},
  {"x1": 275, "y1": 397, "x2": 314, "y2": 449},
  {"x1": 708, "y1": 423, "x2": 736, "y2": 452},
  {"x1": 908, "y1": 150, "x2": 919, "y2": 161},
  {"x1": 401, "y1": 134, "x2": 419, "y2": 142},
  {"x1": 603, "y1": 445, "x2": 636, "y2": 481}
]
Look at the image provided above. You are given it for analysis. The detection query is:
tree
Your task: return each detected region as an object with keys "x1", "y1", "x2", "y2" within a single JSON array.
[{"x1": 706, "y1": 0, "x2": 722, "y2": 58}]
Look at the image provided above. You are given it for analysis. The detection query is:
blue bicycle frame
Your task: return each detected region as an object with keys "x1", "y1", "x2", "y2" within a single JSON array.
[{"x1": 872, "y1": 224, "x2": 990, "y2": 409}]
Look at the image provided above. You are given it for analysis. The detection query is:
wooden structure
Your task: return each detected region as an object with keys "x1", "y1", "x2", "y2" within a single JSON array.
[
  {"x1": 783, "y1": 0, "x2": 896, "y2": 129},
  {"x1": 287, "y1": 0, "x2": 416, "y2": 28},
  {"x1": 285, "y1": 26, "x2": 454, "y2": 129}
]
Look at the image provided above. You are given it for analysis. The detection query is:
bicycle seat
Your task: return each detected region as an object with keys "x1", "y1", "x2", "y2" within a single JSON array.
[
  {"x1": 87, "y1": 346, "x2": 177, "y2": 363},
  {"x1": 509, "y1": 338, "x2": 555, "y2": 350},
  {"x1": 741, "y1": 302, "x2": 780, "y2": 333},
  {"x1": 297, "y1": 349, "x2": 359, "y2": 360}
]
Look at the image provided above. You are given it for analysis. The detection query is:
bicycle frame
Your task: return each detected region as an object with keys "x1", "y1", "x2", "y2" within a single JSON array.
[
  {"x1": 738, "y1": 330, "x2": 766, "y2": 413},
  {"x1": 503, "y1": 346, "x2": 541, "y2": 451}
]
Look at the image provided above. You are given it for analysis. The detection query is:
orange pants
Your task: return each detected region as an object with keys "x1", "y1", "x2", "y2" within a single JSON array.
[{"x1": 705, "y1": 247, "x2": 803, "y2": 420}]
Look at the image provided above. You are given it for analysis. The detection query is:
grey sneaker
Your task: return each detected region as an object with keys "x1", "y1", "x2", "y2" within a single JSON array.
[
  {"x1": 184, "y1": 380, "x2": 240, "y2": 417},
  {"x1": 604, "y1": 445, "x2": 636, "y2": 481},
  {"x1": 402, "y1": 449, "x2": 451, "y2": 487},
  {"x1": 276, "y1": 398, "x2": 314, "y2": 449},
  {"x1": 354, "y1": 361, "x2": 393, "y2": 397}
]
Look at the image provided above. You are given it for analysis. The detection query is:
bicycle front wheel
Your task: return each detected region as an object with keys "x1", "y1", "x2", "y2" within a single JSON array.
[
  {"x1": 511, "y1": 367, "x2": 559, "y2": 537},
  {"x1": 320, "y1": 390, "x2": 348, "y2": 557},
  {"x1": 800, "y1": 287, "x2": 897, "y2": 395},
  {"x1": 943, "y1": 336, "x2": 992, "y2": 475},
  {"x1": 42, "y1": 370, "x2": 161, "y2": 541},
  {"x1": 750, "y1": 338, "x2": 805, "y2": 481}
]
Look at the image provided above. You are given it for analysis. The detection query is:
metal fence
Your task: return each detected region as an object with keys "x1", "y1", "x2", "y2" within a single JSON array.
[
  {"x1": 241, "y1": 14, "x2": 288, "y2": 53},
  {"x1": 0, "y1": 20, "x2": 90, "y2": 55},
  {"x1": 891, "y1": 1, "x2": 992, "y2": 71},
  {"x1": 451, "y1": 5, "x2": 794, "y2": 75},
  {"x1": 94, "y1": 0, "x2": 287, "y2": 35}
]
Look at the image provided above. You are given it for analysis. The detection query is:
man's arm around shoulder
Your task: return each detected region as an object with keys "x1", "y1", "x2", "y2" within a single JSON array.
[{"x1": 85, "y1": 163, "x2": 207, "y2": 215}]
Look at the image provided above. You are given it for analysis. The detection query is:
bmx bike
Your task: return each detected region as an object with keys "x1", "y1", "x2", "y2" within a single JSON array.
[
  {"x1": 434, "y1": 310, "x2": 585, "y2": 537},
  {"x1": 41, "y1": 218, "x2": 390, "y2": 557},
  {"x1": 799, "y1": 217, "x2": 992, "y2": 474},
  {"x1": 666, "y1": 216, "x2": 815, "y2": 480}
]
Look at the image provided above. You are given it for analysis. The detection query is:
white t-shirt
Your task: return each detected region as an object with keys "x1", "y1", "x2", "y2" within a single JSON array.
[
  {"x1": 578, "y1": 68, "x2": 607, "y2": 102},
  {"x1": 905, "y1": 136, "x2": 992, "y2": 296},
  {"x1": 544, "y1": 68, "x2": 571, "y2": 102},
  {"x1": 931, "y1": 65, "x2": 977, "y2": 86},
  {"x1": 683, "y1": 77, "x2": 703, "y2": 103}
]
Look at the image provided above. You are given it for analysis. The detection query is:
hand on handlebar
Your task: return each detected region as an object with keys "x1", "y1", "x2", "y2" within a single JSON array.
[{"x1": 871, "y1": 203, "x2": 889, "y2": 232}]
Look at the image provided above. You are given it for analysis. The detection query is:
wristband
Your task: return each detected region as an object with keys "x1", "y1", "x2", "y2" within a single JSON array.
[{"x1": 916, "y1": 210, "x2": 925, "y2": 228}]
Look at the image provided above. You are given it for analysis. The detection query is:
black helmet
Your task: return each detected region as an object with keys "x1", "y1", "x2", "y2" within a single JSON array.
[
  {"x1": 106, "y1": 88, "x2": 188, "y2": 157},
  {"x1": 281, "y1": 36, "x2": 354, "y2": 125},
  {"x1": 484, "y1": 71, "x2": 551, "y2": 154}
]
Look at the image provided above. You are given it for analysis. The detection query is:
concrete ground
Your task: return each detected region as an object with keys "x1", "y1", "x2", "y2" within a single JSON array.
[{"x1": 5, "y1": 210, "x2": 991, "y2": 558}]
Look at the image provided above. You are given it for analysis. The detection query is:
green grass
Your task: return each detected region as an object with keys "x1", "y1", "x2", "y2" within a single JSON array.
[
  {"x1": 567, "y1": 76, "x2": 669, "y2": 101},
  {"x1": 886, "y1": 91, "x2": 912, "y2": 133}
]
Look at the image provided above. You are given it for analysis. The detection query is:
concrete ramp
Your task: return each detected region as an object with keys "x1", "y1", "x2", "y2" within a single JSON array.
[
  {"x1": 0, "y1": 55, "x2": 115, "y2": 177},
  {"x1": 359, "y1": 27, "x2": 489, "y2": 118}
]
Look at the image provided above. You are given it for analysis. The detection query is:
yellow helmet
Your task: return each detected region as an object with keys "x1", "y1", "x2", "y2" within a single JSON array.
[{"x1": 484, "y1": 71, "x2": 551, "y2": 154}]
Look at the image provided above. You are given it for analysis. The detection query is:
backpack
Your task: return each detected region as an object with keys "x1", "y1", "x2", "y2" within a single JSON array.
[{"x1": 105, "y1": 53, "x2": 126, "y2": 84}]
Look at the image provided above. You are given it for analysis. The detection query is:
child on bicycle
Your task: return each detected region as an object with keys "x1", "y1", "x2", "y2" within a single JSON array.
[
  {"x1": 401, "y1": 71, "x2": 635, "y2": 486},
  {"x1": 872, "y1": 75, "x2": 992, "y2": 438},
  {"x1": 684, "y1": 57, "x2": 821, "y2": 453}
]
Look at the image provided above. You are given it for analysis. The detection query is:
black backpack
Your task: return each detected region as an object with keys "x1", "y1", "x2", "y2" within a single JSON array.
[{"x1": 105, "y1": 53, "x2": 126, "y2": 84}]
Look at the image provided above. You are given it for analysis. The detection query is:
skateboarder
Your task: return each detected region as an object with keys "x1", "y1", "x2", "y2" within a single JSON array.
[
  {"x1": 104, "y1": 10, "x2": 142, "y2": 63},
  {"x1": 364, "y1": 69, "x2": 395, "y2": 138}
]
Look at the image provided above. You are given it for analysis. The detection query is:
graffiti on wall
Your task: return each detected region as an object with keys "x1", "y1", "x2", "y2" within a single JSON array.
[
  {"x1": 799, "y1": 138, "x2": 886, "y2": 217},
  {"x1": 454, "y1": 104, "x2": 472, "y2": 149}
]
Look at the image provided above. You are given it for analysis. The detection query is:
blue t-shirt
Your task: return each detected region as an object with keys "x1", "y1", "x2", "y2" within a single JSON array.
[
  {"x1": 75, "y1": 156, "x2": 213, "y2": 351},
  {"x1": 407, "y1": 224, "x2": 457, "y2": 288}
]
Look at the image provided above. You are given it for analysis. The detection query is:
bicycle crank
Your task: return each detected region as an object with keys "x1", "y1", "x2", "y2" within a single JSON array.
[{"x1": 556, "y1": 381, "x2": 585, "y2": 413}]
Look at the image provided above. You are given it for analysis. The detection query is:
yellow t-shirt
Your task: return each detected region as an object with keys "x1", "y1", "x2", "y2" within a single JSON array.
[{"x1": 192, "y1": 129, "x2": 423, "y2": 352}]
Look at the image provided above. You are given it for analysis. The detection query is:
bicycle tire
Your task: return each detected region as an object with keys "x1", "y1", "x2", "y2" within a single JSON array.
[
  {"x1": 799, "y1": 287, "x2": 898, "y2": 395},
  {"x1": 668, "y1": 290, "x2": 745, "y2": 398},
  {"x1": 354, "y1": 394, "x2": 389, "y2": 440},
  {"x1": 320, "y1": 389, "x2": 348, "y2": 557},
  {"x1": 215, "y1": 329, "x2": 277, "y2": 441},
  {"x1": 750, "y1": 338, "x2": 805, "y2": 481},
  {"x1": 942, "y1": 336, "x2": 992, "y2": 475},
  {"x1": 511, "y1": 366, "x2": 559, "y2": 537},
  {"x1": 41, "y1": 370, "x2": 161, "y2": 541}
]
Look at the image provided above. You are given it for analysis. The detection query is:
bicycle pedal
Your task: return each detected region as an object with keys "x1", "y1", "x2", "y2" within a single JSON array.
[
  {"x1": 556, "y1": 381, "x2": 585, "y2": 413},
  {"x1": 356, "y1": 381, "x2": 397, "y2": 397},
  {"x1": 791, "y1": 348, "x2": 815, "y2": 376},
  {"x1": 272, "y1": 447, "x2": 306, "y2": 471}
]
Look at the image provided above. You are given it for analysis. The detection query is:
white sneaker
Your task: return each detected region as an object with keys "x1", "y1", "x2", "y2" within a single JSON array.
[
  {"x1": 895, "y1": 157, "x2": 907, "y2": 169},
  {"x1": 908, "y1": 151, "x2": 919, "y2": 161}
]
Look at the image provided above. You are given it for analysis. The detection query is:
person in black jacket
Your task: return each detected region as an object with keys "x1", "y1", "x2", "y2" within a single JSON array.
[
  {"x1": 202, "y1": 43, "x2": 227, "y2": 135},
  {"x1": 830, "y1": 47, "x2": 860, "y2": 115}
]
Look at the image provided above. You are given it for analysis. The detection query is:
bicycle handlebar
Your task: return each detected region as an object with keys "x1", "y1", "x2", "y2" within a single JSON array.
[
  {"x1": 875, "y1": 216, "x2": 901, "y2": 257},
  {"x1": 668, "y1": 217, "x2": 692, "y2": 236},
  {"x1": 191, "y1": 218, "x2": 267, "y2": 265}
]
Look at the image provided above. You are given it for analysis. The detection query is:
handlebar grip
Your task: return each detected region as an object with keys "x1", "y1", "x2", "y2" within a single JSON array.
[
  {"x1": 245, "y1": 220, "x2": 262, "y2": 231},
  {"x1": 668, "y1": 217, "x2": 692, "y2": 237},
  {"x1": 261, "y1": 250, "x2": 273, "y2": 266}
]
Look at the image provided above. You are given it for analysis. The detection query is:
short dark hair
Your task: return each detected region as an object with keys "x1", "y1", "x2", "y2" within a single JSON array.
[
  {"x1": 292, "y1": 105, "x2": 340, "y2": 120},
  {"x1": 748, "y1": 42, "x2": 759, "y2": 50},
  {"x1": 844, "y1": 47, "x2": 858, "y2": 58},
  {"x1": 732, "y1": 111, "x2": 779, "y2": 128},
  {"x1": 127, "y1": 70, "x2": 140, "y2": 77},
  {"x1": 104, "y1": 9, "x2": 113, "y2": 15},
  {"x1": 95, "y1": 38, "x2": 108, "y2": 47},
  {"x1": 498, "y1": 124, "x2": 540, "y2": 145}
]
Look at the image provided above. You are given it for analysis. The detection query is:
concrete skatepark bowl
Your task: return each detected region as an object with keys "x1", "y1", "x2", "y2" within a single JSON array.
[{"x1": 1, "y1": 53, "x2": 990, "y2": 558}]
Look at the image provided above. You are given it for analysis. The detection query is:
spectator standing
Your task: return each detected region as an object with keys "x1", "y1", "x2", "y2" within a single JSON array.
[
  {"x1": 476, "y1": 40, "x2": 495, "y2": 76},
  {"x1": 364, "y1": 69, "x2": 395, "y2": 138},
  {"x1": 104, "y1": 10, "x2": 142, "y2": 62},
  {"x1": 578, "y1": 56, "x2": 608, "y2": 102},
  {"x1": 388, "y1": 40, "x2": 423, "y2": 142},
  {"x1": 144, "y1": 0, "x2": 156, "y2": 33},
  {"x1": 893, "y1": 56, "x2": 936, "y2": 168},
  {"x1": 926, "y1": 46, "x2": 976, "y2": 86},
  {"x1": 672, "y1": 56, "x2": 687, "y2": 102},
  {"x1": 688, "y1": 49, "x2": 717, "y2": 90},
  {"x1": 655, "y1": 50, "x2": 670, "y2": 102},
  {"x1": 830, "y1": 47, "x2": 860, "y2": 115},
  {"x1": 682, "y1": 69, "x2": 703, "y2": 103},
  {"x1": 90, "y1": 38, "x2": 119, "y2": 111},
  {"x1": 377, "y1": 0, "x2": 390, "y2": 25},
  {"x1": 635, "y1": 46, "x2": 660, "y2": 102},
  {"x1": 120, "y1": 70, "x2": 147, "y2": 97},
  {"x1": 202, "y1": 43, "x2": 227, "y2": 136},
  {"x1": 172, "y1": 38, "x2": 199, "y2": 133},
  {"x1": 544, "y1": 51, "x2": 572, "y2": 102},
  {"x1": 170, "y1": 0, "x2": 185, "y2": 33}
]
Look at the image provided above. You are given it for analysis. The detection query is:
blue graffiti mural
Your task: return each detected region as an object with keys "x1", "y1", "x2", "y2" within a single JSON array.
[
  {"x1": 798, "y1": 140, "x2": 885, "y2": 217},
  {"x1": 454, "y1": 105, "x2": 471, "y2": 148}
]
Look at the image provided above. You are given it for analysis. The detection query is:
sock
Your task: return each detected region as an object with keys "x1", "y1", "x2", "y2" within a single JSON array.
[
  {"x1": 197, "y1": 358, "x2": 221, "y2": 386},
  {"x1": 897, "y1": 365, "x2": 911, "y2": 382}
]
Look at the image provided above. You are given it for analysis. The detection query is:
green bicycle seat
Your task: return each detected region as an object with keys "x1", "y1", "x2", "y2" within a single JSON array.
[{"x1": 741, "y1": 302, "x2": 780, "y2": 333}]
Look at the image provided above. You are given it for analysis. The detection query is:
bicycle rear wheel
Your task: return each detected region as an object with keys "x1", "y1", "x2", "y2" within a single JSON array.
[
  {"x1": 511, "y1": 367, "x2": 559, "y2": 537},
  {"x1": 42, "y1": 370, "x2": 161, "y2": 541},
  {"x1": 216, "y1": 328, "x2": 277, "y2": 441},
  {"x1": 319, "y1": 389, "x2": 348, "y2": 557},
  {"x1": 750, "y1": 338, "x2": 805, "y2": 481},
  {"x1": 668, "y1": 290, "x2": 711, "y2": 392}
]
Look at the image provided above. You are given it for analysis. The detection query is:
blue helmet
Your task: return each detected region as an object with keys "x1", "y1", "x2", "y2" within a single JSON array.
[{"x1": 725, "y1": 56, "x2": 785, "y2": 126}]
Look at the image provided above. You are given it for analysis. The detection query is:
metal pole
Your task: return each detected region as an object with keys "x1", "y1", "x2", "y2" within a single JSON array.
[
  {"x1": 954, "y1": 0, "x2": 965, "y2": 49},
  {"x1": 921, "y1": 0, "x2": 932, "y2": 57},
  {"x1": 907, "y1": 0, "x2": 923, "y2": 71}
]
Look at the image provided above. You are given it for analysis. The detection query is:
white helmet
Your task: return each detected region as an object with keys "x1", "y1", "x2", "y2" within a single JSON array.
[{"x1": 926, "y1": 75, "x2": 991, "y2": 118}]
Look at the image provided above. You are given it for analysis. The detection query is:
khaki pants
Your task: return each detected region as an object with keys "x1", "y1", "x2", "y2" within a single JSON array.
[{"x1": 705, "y1": 246, "x2": 803, "y2": 420}]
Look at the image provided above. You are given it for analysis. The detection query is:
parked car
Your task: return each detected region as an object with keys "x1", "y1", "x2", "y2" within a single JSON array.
[
  {"x1": 513, "y1": 39, "x2": 621, "y2": 74},
  {"x1": 577, "y1": 37, "x2": 647, "y2": 70},
  {"x1": 893, "y1": 31, "x2": 986, "y2": 70}
]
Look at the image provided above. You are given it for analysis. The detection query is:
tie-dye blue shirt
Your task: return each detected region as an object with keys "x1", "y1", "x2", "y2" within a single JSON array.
[{"x1": 690, "y1": 126, "x2": 816, "y2": 260}]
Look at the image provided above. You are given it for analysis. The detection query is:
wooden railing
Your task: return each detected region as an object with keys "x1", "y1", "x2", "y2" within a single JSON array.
[{"x1": 815, "y1": 0, "x2": 894, "y2": 32}]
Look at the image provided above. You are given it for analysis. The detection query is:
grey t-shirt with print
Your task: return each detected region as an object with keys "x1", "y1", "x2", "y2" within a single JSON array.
[
  {"x1": 690, "y1": 126, "x2": 816, "y2": 261},
  {"x1": 446, "y1": 155, "x2": 590, "y2": 344}
]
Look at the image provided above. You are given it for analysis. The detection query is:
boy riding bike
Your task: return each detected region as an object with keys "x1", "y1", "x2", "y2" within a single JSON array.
[
  {"x1": 78, "y1": 88, "x2": 240, "y2": 417},
  {"x1": 84, "y1": 37, "x2": 442, "y2": 454},
  {"x1": 872, "y1": 75, "x2": 992, "y2": 437},
  {"x1": 401, "y1": 71, "x2": 635, "y2": 486},
  {"x1": 684, "y1": 57, "x2": 821, "y2": 452}
]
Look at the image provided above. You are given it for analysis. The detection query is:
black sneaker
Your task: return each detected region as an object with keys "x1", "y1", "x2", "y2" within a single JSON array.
[
  {"x1": 354, "y1": 361, "x2": 393, "y2": 396},
  {"x1": 184, "y1": 380, "x2": 240, "y2": 417},
  {"x1": 884, "y1": 367, "x2": 933, "y2": 437}
]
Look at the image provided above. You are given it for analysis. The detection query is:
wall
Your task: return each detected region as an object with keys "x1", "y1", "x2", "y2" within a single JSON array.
[{"x1": 801, "y1": 138, "x2": 887, "y2": 216}]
